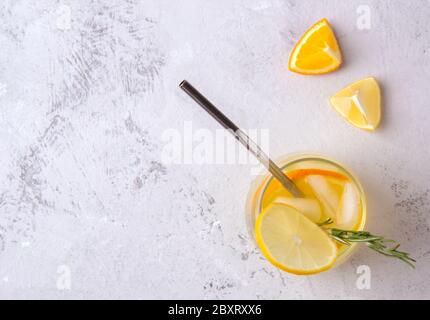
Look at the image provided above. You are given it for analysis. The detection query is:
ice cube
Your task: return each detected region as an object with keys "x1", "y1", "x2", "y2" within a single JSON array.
[
  {"x1": 306, "y1": 175, "x2": 342, "y2": 220},
  {"x1": 273, "y1": 197, "x2": 321, "y2": 222},
  {"x1": 336, "y1": 182, "x2": 360, "y2": 229}
]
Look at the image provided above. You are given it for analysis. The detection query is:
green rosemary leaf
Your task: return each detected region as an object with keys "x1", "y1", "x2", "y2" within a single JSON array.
[
  {"x1": 323, "y1": 227, "x2": 415, "y2": 268},
  {"x1": 331, "y1": 235, "x2": 350, "y2": 246},
  {"x1": 315, "y1": 217, "x2": 415, "y2": 267},
  {"x1": 317, "y1": 218, "x2": 334, "y2": 227}
]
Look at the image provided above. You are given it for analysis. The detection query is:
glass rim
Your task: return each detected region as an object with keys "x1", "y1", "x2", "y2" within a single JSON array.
[
  {"x1": 251, "y1": 153, "x2": 368, "y2": 264},
  {"x1": 256, "y1": 154, "x2": 366, "y2": 215}
]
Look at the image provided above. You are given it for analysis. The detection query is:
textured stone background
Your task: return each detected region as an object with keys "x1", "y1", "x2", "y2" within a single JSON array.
[{"x1": 0, "y1": 0, "x2": 429, "y2": 299}]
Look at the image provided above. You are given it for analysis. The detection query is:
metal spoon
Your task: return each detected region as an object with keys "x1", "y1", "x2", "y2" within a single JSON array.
[{"x1": 179, "y1": 80, "x2": 303, "y2": 197}]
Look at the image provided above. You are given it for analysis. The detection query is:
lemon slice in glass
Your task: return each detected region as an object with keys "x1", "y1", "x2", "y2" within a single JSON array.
[{"x1": 255, "y1": 204, "x2": 338, "y2": 275}]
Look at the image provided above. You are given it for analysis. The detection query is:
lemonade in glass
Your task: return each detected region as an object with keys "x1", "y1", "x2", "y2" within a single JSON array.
[{"x1": 245, "y1": 154, "x2": 367, "y2": 275}]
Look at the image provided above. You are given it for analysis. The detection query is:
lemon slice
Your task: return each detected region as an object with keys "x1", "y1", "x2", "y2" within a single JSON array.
[
  {"x1": 255, "y1": 204, "x2": 337, "y2": 275},
  {"x1": 289, "y1": 18, "x2": 342, "y2": 75},
  {"x1": 273, "y1": 197, "x2": 322, "y2": 222},
  {"x1": 330, "y1": 77, "x2": 381, "y2": 130}
]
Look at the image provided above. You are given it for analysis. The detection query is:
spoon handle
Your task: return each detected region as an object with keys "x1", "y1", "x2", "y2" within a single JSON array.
[{"x1": 179, "y1": 80, "x2": 303, "y2": 197}]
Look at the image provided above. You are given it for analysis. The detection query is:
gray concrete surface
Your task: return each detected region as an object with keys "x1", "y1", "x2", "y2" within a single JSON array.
[{"x1": 0, "y1": 0, "x2": 429, "y2": 299}]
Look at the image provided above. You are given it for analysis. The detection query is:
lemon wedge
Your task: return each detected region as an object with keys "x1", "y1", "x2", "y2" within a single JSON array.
[
  {"x1": 330, "y1": 77, "x2": 381, "y2": 130},
  {"x1": 289, "y1": 18, "x2": 342, "y2": 75},
  {"x1": 255, "y1": 204, "x2": 338, "y2": 275}
]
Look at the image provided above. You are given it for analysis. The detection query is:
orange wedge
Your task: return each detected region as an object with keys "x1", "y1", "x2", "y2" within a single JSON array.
[
  {"x1": 286, "y1": 169, "x2": 348, "y2": 181},
  {"x1": 289, "y1": 18, "x2": 342, "y2": 75}
]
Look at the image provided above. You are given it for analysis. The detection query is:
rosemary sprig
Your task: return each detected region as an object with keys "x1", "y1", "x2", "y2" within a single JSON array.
[
  {"x1": 317, "y1": 217, "x2": 334, "y2": 227},
  {"x1": 318, "y1": 218, "x2": 416, "y2": 268}
]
